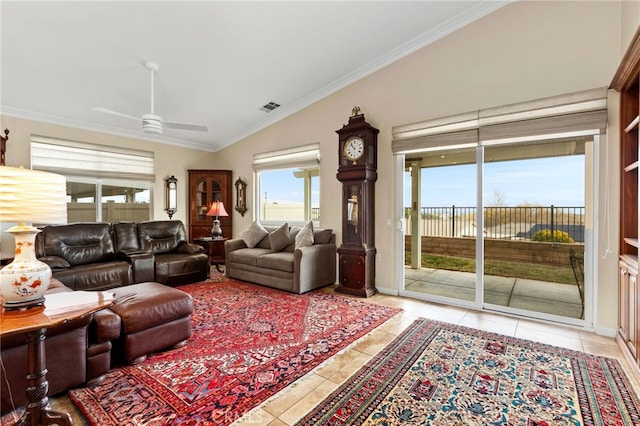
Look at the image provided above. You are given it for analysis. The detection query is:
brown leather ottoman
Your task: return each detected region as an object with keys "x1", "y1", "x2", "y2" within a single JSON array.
[{"x1": 109, "y1": 282, "x2": 194, "y2": 364}]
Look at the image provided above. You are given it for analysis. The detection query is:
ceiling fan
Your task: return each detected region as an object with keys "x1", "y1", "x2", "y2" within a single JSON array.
[{"x1": 93, "y1": 61, "x2": 208, "y2": 135}]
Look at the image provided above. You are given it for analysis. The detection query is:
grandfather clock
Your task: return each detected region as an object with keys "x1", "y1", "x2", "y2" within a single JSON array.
[{"x1": 336, "y1": 107, "x2": 378, "y2": 297}]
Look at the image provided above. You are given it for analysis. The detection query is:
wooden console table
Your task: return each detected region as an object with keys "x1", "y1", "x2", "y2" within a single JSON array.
[
  {"x1": 1, "y1": 290, "x2": 114, "y2": 425},
  {"x1": 194, "y1": 237, "x2": 227, "y2": 273}
]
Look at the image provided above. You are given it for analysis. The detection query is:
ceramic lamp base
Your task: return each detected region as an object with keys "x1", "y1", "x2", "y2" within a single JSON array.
[
  {"x1": 211, "y1": 219, "x2": 223, "y2": 239},
  {"x1": 0, "y1": 225, "x2": 51, "y2": 309}
]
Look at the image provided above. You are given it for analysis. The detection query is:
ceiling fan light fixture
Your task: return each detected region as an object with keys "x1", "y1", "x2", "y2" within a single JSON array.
[{"x1": 142, "y1": 114, "x2": 163, "y2": 134}]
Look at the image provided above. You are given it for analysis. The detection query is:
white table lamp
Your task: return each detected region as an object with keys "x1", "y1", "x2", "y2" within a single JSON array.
[{"x1": 0, "y1": 166, "x2": 67, "y2": 309}]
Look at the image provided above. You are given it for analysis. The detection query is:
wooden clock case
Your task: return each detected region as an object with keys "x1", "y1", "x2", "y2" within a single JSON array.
[{"x1": 336, "y1": 111, "x2": 379, "y2": 297}]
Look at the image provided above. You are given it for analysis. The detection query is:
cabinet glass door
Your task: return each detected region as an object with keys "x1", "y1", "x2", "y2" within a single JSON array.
[{"x1": 344, "y1": 184, "x2": 361, "y2": 245}]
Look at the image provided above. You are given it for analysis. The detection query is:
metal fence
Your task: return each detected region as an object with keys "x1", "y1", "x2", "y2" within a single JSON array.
[{"x1": 403, "y1": 205, "x2": 585, "y2": 242}]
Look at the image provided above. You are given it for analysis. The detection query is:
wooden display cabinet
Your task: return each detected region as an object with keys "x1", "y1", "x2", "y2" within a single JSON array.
[
  {"x1": 188, "y1": 170, "x2": 233, "y2": 241},
  {"x1": 611, "y1": 25, "x2": 640, "y2": 378}
]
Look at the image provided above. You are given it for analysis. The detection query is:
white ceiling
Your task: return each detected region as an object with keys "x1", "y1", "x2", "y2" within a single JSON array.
[{"x1": 1, "y1": 1, "x2": 508, "y2": 152}]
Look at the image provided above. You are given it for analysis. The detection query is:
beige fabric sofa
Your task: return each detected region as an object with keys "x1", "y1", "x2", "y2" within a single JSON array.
[{"x1": 224, "y1": 225, "x2": 336, "y2": 293}]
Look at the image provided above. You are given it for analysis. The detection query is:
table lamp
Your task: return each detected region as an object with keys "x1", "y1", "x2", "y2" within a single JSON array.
[
  {"x1": 0, "y1": 166, "x2": 67, "y2": 309},
  {"x1": 206, "y1": 200, "x2": 229, "y2": 239}
]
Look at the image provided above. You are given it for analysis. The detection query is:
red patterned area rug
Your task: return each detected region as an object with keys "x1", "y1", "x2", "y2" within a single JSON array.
[
  {"x1": 68, "y1": 279, "x2": 401, "y2": 425},
  {"x1": 297, "y1": 318, "x2": 640, "y2": 426}
]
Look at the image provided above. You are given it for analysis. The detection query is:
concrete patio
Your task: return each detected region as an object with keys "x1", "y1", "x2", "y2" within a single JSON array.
[{"x1": 404, "y1": 267, "x2": 584, "y2": 319}]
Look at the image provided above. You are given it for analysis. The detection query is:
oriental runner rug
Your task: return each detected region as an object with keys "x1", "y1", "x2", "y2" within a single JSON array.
[
  {"x1": 68, "y1": 279, "x2": 401, "y2": 425},
  {"x1": 297, "y1": 318, "x2": 640, "y2": 426}
]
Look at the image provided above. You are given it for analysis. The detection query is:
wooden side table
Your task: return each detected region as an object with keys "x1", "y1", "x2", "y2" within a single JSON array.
[
  {"x1": 1, "y1": 289, "x2": 114, "y2": 425},
  {"x1": 193, "y1": 237, "x2": 227, "y2": 273}
]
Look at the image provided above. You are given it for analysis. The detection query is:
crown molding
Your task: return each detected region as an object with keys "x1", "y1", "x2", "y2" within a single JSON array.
[{"x1": 0, "y1": 106, "x2": 217, "y2": 152}]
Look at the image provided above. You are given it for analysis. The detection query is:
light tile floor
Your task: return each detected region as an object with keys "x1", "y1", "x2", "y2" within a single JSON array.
[{"x1": 39, "y1": 288, "x2": 640, "y2": 426}]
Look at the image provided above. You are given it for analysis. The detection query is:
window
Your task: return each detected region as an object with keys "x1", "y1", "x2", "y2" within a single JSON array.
[
  {"x1": 253, "y1": 144, "x2": 320, "y2": 225},
  {"x1": 31, "y1": 136, "x2": 154, "y2": 223}
]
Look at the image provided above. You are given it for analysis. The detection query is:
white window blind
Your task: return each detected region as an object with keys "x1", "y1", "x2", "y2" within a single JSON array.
[
  {"x1": 392, "y1": 87, "x2": 608, "y2": 154},
  {"x1": 253, "y1": 143, "x2": 320, "y2": 171},
  {"x1": 31, "y1": 136, "x2": 155, "y2": 181}
]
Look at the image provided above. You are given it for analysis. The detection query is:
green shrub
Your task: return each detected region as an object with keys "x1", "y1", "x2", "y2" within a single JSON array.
[{"x1": 531, "y1": 229, "x2": 574, "y2": 243}]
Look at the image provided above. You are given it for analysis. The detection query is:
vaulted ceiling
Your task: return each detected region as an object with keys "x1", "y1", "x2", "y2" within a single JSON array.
[{"x1": 1, "y1": 1, "x2": 508, "y2": 152}]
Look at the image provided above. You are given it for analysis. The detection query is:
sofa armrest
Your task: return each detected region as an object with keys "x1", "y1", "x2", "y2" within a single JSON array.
[
  {"x1": 90, "y1": 309, "x2": 122, "y2": 343},
  {"x1": 177, "y1": 242, "x2": 205, "y2": 254},
  {"x1": 117, "y1": 251, "x2": 155, "y2": 283},
  {"x1": 294, "y1": 243, "x2": 337, "y2": 293},
  {"x1": 225, "y1": 238, "x2": 248, "y2": 256}
]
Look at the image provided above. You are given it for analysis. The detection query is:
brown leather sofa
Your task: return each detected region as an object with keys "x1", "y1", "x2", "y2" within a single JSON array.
[
  {"x1": 1, "y1": 220, "x2": 206, "y2": 415},
  {"x1": 0, "y1": 279, "x2": 122, "y2": 413},
  {"x1": 36, "y1": 220, "x2": 209, "y2": 289}
]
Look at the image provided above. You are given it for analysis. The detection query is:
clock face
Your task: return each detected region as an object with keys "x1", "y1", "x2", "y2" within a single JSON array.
[{"x1": 344, "y1": 137, "x2": 364, "y2": 161}]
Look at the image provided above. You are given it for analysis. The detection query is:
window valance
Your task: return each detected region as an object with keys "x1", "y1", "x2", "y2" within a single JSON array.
[
  {"x1": 253, "y1": 143, "x2": 320, "y2": 171},
  {"x1": 392, "y1": 87, "x2": 608, "y2": 154},
  {"x1": 31, "y1": 136, "x2": 155, "y2": 181}
]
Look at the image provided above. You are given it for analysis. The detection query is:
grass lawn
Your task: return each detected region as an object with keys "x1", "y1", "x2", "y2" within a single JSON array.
[{"x1": 406, "y1": 253, "x2": 576, "y2": 285}]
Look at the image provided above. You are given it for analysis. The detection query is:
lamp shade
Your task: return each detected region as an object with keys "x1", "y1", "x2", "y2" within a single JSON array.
[
  {"x1": 0, "y1": 166, "x2": 68, "y2": 224},
  {"x1": 206, "y1": 201, "x2": 229, "y2": 217},
  {"x1": 0, "y1": 166, "x2": 67, "y2": 309}
]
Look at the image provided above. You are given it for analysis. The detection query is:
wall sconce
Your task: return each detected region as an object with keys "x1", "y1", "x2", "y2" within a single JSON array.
[
  {"x1": 165, "y1": 175, "x2": 178, "y2": 219},
  {"x1": 235, "y1": 177, "x2": 247, "y2": 217}
]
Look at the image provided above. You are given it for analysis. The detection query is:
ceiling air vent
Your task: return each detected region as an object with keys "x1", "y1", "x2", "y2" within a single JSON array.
[{"x1": 260, "y1": 102, "x2": 281, "y2": 113}]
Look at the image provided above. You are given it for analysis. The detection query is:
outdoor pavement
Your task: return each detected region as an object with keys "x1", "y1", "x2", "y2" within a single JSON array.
[{"x1": 404, "y1": 267, "x2": 583, "y2": 319}]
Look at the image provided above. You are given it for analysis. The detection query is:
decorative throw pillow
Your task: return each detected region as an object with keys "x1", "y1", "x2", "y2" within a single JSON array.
[
  {"x1": 238, "y1": 220, "x2": 269, "y2": 248},
  {"x1": 313, "y1": 229, "x2": 334, "y2": 244},
  {"x1": 295, "y1": 221, "x2": 314, "y2": 249},
  {"x1": 269, "y1": 223, "x2": 293, "y2": 252}
]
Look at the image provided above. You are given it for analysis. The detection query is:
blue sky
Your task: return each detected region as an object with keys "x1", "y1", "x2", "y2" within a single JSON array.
[
  {"x1": 261, "y1": 169, "x2": 320, "y2": 206},
  {"x1": 260, "y1": 154, "x2": 585, "y2": 208},
  {"x1": 406, "y1": 155, "x2": 585, "y2": 207}
]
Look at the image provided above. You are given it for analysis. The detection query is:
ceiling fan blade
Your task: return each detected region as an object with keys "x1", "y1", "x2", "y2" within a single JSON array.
[
  {"x1": 92, "y1": 107, "x2": 140, "y2": 122},
  {"x1": 164, "y1": 121, "x2": 208, "y2": 132}
]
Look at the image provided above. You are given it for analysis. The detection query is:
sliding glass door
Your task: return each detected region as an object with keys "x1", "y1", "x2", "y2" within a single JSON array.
[
  {"x1": 402, "y1": 137, "x2": 591, "y2": 324},
  {"x1": 404, "y1": 147, "x2": 478, "y2": 306},
  {"x1": 482, "y1": 138, "x2": 588, "y2": 321}
]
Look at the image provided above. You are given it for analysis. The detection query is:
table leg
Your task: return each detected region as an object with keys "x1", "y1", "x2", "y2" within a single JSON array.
[{"x1": 14, "y1": 328, "x2": 73, "y2": 426}]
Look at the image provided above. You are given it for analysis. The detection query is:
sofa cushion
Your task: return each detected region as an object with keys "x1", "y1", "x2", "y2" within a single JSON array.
[
  {"x1": 314, "y1": 229, "x2": 334, "y2": 244},
  {"x1": 227, "y1": 247, "x2": 272, "y2": 266},
  {"x1": 269, "y1": 223, "x2": 293, "y2": 252},
  {"x1": 113, "y1": 222, "x2": 140, "y2": 253},
  {"x1": 295, "y1": 221, "x2": 314, "y2": 249},
  {"x1": 40, "y1": 255, "x2": 71, "y2": 269},
  {"x1": 283, "y1": 226, "x2": 301, "y2": 253},
  {"x1": 239, "y1": 220, "x2": 269, "y2": 248},
  {"x1": 41, "y1": 223, "x2": 116, "y2": 266},
  {"x1": 153, "y1": 252, "x2": 209, "y2": 283},
  {"x1": 256, "y1": 252, "x2": 295, "y2": 273},
  {"x1": 137, "y1": 220, "x2": 188, "y2": 254},
  {"x1": 53, "y1": 260, "x2": 132, "y2": 291}
]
